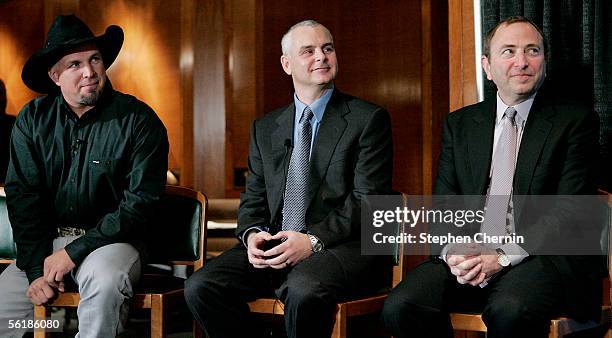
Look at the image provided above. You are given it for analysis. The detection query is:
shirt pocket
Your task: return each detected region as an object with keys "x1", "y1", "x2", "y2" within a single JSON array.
[{"x1": 88, "y1": 158, "x2": 126, "y2": 182}]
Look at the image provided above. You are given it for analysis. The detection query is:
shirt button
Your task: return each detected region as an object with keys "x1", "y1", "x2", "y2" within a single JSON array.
[{"x1": 71, "y1": 178, "x2": 76, "y2": 184}]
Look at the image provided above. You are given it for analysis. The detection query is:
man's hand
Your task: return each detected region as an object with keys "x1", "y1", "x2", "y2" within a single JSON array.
[
  {"x1": 477, "y1": 247, "x2": 504, "y2": 278},
  {"x1": 246, "y1": 230, "x2": 274, "y2": 268},
  {"x1": 446, "y1": 244, "x2": 503, "y2": 286},
  {"x1": 263, "y1": 231, "x2": 312, "y2": 269},
  {"x1": 43, "y1": 249, "x2": 75, "y2": 291},
  {"x1": 27, "y1": 277, "x2": 56, "y2": 305},
  {"x1": 447, "y1": 254, "x2": 486, "y2": 286}
]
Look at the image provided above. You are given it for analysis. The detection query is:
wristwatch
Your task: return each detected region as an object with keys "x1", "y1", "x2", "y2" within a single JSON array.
[
  {"x1": 496, "y1": 248, "x2": 511, "y2": 268},
  {"x1": 308, "y1": 234, "x2": 323, "y2": 253}
]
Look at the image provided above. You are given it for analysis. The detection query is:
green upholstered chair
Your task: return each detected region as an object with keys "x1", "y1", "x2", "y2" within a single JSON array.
[
  {"x1": 0, "y1": 193, "x2": 17, "y2": 264},
  {"x1": 33, "y1": 185, "x2": 207, "y2": 338}
]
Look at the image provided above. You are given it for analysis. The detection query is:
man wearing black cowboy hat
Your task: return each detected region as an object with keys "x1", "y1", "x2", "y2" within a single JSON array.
[{"x1": 0, "y1": 14, "x2": 168, "y2": 337}]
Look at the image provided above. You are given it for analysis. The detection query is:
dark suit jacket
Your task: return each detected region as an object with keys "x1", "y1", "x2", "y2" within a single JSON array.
[
  {"x1": 236, "y1": 89, "x2": 393, "y2": 278},
  {"x1": 434, "y1": 87, "x2": 603, "y2": 321}
]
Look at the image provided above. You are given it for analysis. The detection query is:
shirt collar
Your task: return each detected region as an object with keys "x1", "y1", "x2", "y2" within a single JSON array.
[
  {"x1": 293, "y1": 86, "x2": 334, "y2": 123},
  {"x1": 495, "y1": 92, "x2": 535, "y2": 126}
]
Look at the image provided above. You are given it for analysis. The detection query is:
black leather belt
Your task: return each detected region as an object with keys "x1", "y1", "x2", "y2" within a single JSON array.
[{"x1": 57, "y1": 227, "x2": 86, "y2": 237}]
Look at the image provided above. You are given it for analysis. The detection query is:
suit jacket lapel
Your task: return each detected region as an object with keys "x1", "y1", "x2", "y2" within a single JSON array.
[
  {"x1": 468, "y1": 98, "x2": 496, "y2": 194},
  {"x1": 513, "y1": 97, "x2": 553, "y2": 195},
  {"x1": 270, "y1": 103, "x2": 295, "y2": 225},
  {"x1": 307, "y1": 91, "x2": 348, "y2": 207},
  {"x1": 512, "y1": 95, "x2": 553, "y2": 225}
]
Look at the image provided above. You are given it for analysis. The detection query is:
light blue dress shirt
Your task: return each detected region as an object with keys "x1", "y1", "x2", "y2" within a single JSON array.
[{"x1": 292, "y1": 87, "x2": 334, "y2": 155}]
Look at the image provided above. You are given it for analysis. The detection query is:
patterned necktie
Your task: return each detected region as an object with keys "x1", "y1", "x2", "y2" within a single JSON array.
[
  {"x1": 282, "y1": 107, "x2": 314, "y2": 232},
  {"x1": 482, "y1": 107, "x2": 518, "y2": 240}
]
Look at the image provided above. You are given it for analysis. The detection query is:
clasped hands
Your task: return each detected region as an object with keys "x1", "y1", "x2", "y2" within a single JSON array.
[
  {"x1": 247, "y1": 230, "x2": 312, "y2": 269},
  {"x1": 446, "y1": 243, "x2": 503, "y2": 286},
  {"x1": 27, "y1": 249, "x2": 76, "y2": 305}
]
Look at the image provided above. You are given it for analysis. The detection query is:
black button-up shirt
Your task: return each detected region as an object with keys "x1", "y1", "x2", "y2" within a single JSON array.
[{"x1": 5, "y1": 83, "x2": 168, "y2": 283}]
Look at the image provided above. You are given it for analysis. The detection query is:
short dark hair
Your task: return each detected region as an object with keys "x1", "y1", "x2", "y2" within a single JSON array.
[{"x1": 483, "y1": 16, "x2": 546, "y2": 57}]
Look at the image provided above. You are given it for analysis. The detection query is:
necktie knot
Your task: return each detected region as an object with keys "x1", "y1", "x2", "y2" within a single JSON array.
[
  {"x1": 300, "y1": 107, "x2": 314, "y2": 124},
  {"x1": 504, "y1": 107, "x2": 517, "y2": 122}
]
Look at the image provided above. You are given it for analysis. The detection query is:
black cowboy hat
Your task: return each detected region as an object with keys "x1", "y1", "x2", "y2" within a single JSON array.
[{"x1": 21, "y1": 14, "x2": 123, "y2": 94}]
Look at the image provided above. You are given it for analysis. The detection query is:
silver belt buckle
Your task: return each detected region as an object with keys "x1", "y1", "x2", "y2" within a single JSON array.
[{"x1": 57, "y1": 227, "x2": 86, "y2": 237}]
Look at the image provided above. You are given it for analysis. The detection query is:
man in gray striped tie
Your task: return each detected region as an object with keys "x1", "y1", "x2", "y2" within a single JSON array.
[{"x1": 185, "y1": 19, "x2": 393, "y2": 338}]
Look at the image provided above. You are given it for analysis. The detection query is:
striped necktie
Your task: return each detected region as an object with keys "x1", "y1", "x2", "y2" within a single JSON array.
[
  {"x1": 482, "y1": 107, "x2": 518, "y2": 240},
  {"x1": 282, "y1": 106, "x2": 314, "y2": 232}
]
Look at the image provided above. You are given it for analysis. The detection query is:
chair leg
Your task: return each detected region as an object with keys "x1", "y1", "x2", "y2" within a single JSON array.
[
  {"x1": 548, "y1": 320, "x2": 559, "y2": 338},
  {"x1": 193, "y1": 322, "x2": 204, "y2": 338},
  {"x1": 33, "y1": 305, "x2": 51, "y2": 338},
  {"x1": 150, "y1": 295, "x2": 166, "y2": 338},
  {"x1": 331, "y1": 305, "x2": 347, "y2": 338}
]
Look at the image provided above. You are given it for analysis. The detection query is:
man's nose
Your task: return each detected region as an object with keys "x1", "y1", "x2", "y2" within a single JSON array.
[
  {"x1": 514, "y1": 51, "x2": 528, "y2": 68},
  {"x1": 314, "y1": 48, "x2": 326, "y2": 62},
  {"x1": 82, "y1": 63, "x2": 95, "y2": 78}
]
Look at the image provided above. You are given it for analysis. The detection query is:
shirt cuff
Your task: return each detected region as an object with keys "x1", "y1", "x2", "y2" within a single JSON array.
[
  {"x1": 499, "y1": 242, "x2": 529, "y2": 266},
  {"x1": 25, "y1": 265, "x2": 44, "y2": 284},
  {"x1": 240, "y1": 226, "x2": 267, "y2": 247},
  {"x1": 439, "y1": 243, "x2": 456, "y2": 262}
]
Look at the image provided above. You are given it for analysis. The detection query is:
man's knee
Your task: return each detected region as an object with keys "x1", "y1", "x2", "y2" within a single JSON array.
[
  {"x1": 79, "y1": 267, "x2": 134, "y2": 298},
  {"x1": 382, "y1": 287, "x2": 440, "y2": 326},
  {"x1": 184, "y1": 270, "x2": 208, "y2": 300},
  {"x1": 184, "y1": 268, "x2": 227, "y2": 308},
  {"x1": 482, "y1": 296, "x2": 547, "y2": 333},
  {"x1": 381, "y1": 291, "x2": 406, "y2": 325},
  {"x1": 283, "y1": 274, "x2": 336, "y2": 310}
]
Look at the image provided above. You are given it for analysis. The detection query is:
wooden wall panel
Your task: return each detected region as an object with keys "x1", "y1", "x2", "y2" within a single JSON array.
[
  {"x1": 261, "y1": 0, "x2": 427, "y2": 194},
  {"x1": 78, "y1": 0, "x2": 185, "y2": 174},
  {"x1": 180, "y1": 0, "x2": 194, "y2": 187},
  {"x1": 422, "y1": 0, "x2": 449, "y2": 194},
  {"x1": 226, "y1": 0, "x2": 260, "y2": 197},
  {"x1": 449, "y1": 0, "x2": 477, "y2": 112},
  {"x1": 0, "y1": 0, "x2": 44, "y2": 116},
  {"x1": 193, "y1": 0, "x2": 227, "y2": 197}
]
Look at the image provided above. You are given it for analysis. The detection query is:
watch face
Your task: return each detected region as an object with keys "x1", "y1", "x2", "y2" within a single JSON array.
[
  {"x1": 498, "y1": 254, "x2": 510, "y2": 267},
  {"x1": 309, "y1": 235, "x2": 322, "y2": 252}
]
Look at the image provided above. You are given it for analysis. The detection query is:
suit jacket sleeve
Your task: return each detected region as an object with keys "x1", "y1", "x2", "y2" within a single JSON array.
[
  {"x1": 236, "y1": 122, "x2": 272, "y2": 238},
  {"x1": 434, "y1": 114, "x2": 460, "y2": 195}
]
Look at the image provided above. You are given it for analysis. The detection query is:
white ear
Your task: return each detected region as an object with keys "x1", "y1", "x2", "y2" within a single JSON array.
[{"x1": 280, "y1": 55, "x2": 292, "y2": 75}]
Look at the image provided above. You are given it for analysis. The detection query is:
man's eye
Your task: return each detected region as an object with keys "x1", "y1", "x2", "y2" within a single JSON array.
[
  {"x1": 527, "y1": 48, "x2": 541, "y2": 55},
  {"x1": 68, "y1": 62, "x2": 79, "y2": 68},
  {"x1": 501, "y1": 49, "x2": 513, "y2": 55},
  {"x1": 91, "y1": 56, "x2": 101, "y2": 63},
  {"x1": 323, "y1": 46, "x2": 335, "y2": 53},
  {"x1": 301, "y1": 49, "x2": 313, "y2": 55}
]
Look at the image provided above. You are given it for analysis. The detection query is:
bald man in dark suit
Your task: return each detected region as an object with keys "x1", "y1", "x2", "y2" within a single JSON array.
[{"x1": 185, "y1": 20, "x2": 393, "y2": 338}]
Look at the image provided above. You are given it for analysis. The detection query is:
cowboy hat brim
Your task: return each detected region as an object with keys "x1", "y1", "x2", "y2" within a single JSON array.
[{"x1": 22, "y1": 25, "x2": 123, "y2": 94}]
